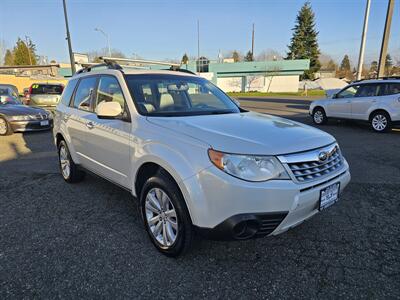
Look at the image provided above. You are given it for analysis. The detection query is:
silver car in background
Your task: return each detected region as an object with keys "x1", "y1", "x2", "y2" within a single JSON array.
[{"x1": 25, "y1": 83, "x2": 64, "y2": 110}]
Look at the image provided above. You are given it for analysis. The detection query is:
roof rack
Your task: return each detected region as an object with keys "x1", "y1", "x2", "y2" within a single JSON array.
[{"x1": 75, "y1": 56, "x2": 196, "y2": 75}]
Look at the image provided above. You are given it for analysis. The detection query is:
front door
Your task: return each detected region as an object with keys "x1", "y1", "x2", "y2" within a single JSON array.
[
  {"x1": 84, "y1": 75, "x2": 132, "y2": 188},
  {"x1": 351, "y1": 84, "x2": 380, "y2": 120},
  {"x1": 326, "y1": 84, "x2": 360, "y2": 119}
]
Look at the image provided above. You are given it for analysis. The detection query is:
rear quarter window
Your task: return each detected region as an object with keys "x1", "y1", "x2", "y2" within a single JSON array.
[
  {"x1": 31, "y1": 84, "x2": 63, "y2": 95},
  {"x1": 60, "y1": 79, "x2": 78, "y2": 106}
]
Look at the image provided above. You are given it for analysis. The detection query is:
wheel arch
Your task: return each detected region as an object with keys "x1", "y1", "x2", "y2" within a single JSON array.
[{"x1": 369, "y1": 109, "x2": 391, "y2": 122}]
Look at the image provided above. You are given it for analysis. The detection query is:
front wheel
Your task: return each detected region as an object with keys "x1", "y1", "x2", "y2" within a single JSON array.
[
  {"x1": 0, "y1": 116, "x2": 12, "y2": 136},
  {"x1": 140, "y1": 171, "x2": 193, "y2": 257},
  {"x1": 370, "y1": 111, "x2": 391, "y2": 133},
  {"x1": 312, "y1": 108, "x2": 328, "y2": 125}
]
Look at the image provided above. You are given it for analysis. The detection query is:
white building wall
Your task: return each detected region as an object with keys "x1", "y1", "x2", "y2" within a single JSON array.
[{"x1": 216, "y1": 75, "x2": 299, "y2": 93}]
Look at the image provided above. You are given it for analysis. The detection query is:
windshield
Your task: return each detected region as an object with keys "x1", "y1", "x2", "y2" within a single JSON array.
[
  {"x1": 30, "y1": 84, "x2": 63, "y2": 95},
  {"x1": 125, "y1": 74, "x2": 240, "y2": 116}
]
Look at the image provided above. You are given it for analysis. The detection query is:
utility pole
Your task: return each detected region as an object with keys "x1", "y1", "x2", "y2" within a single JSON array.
[
  {"x1": 62, "y1": 0, "x2": 76, "y2": 74},
  {"x1": 356, "y1": 0, "x2": 370, "y2": 80},
  {"x1": 197, "y1": 19, "x2": 200, "y2": 72},
  {"x1": 377, "y1": 0, "x2": 395, "y2": 78},
  {"x1": 251, "y1": 23, "x2": 255, "y2": 58},
  {"x1": 25, "y1": 36, "x2": 32, "y2": 65}
]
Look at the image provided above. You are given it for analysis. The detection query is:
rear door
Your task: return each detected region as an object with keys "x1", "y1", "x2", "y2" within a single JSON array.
[
  {"x1": 351, "y1": 83, "x2": 381, "y2": 120},
  {"x1": 83, "y1": 75, "x2": 132, "y2": 188},
  {"x1": 66, "y1": 76, "x2": 98, "y2": 166},
  {"x1": 326, "y1": 85, "x2": 359, "y2": 118},
  {"x1": 30, "y1": 84, "x2": 64, "y2": 107}
]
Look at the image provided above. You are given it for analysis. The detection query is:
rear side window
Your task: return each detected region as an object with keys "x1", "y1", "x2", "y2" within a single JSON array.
[
  {"x1": 60, "y1": 79, "x2": 78, "y2": 106},
  {"x1": 30, "y1": 84, "x2": 63, "y2": 95},
  {"x1": 381, "y1": 83, "x2": 400, "y2": 96},
  {"x1": 73, "y1": 77, "x2": 97, "y2": 111}
]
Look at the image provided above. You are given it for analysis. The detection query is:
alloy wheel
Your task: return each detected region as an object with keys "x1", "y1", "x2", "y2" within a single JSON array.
[
  {"x1": 145, "y1": 188, "x2": 178, "y2": 247},
  {"x1": 0, "y1": 118, "x2": 7, "y2": 135},
  {"x1": 372, "y1": 114, "x2": 387, "y2": 131},
  {"x1": 59, "y1": 145, "x2": 71, "y2": 179},
  {"x1": 314, "y1": 111, "x2": 324, "y2": 124}
]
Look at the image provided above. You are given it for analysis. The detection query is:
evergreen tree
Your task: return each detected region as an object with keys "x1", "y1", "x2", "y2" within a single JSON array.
[
  {"x1": 340, "y1": 55, "x2": 351, "y2": 71},
  {"x1": 181, "y1": 53, "x2": 189, "y2": 64},
  {"x1": 13, "y1": 38, "x2": 37, "y2": 65},
  {"x1": 286, "y1": 1, "x2": 320, "y2": 79},
  {"x1": 232, "y1": 50, "x2": 240, "y2": 62},
  {"x1": 385, "y1": 53, "x2": 393, "y2": 75},
  {"x1": 244, "y1": 50, "x2": 254, "y2": 62},
  {"x1": 4, "y1": 49, "x2": 14, "y2": 65}
]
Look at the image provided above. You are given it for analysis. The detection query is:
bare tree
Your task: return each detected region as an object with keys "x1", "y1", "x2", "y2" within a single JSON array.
[
  {"x1": 265, "y1": 66, "x2": 282, "y2": 93},
  {"x1": 246, "y1": 76, "x2": 259, "y2": 91},
  {"x1": 87, "y1": 48, "x2": 126, "y2": 62},
  {"x1": 256, "y1": 49, "x2": 282, "y2": 61}
]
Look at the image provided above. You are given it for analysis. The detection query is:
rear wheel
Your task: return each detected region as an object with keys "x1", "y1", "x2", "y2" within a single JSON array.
[
  {"x1": 370, "y1": 111, "x2": 391, "y2": 133},
  {"x1": 312, "y1": 107, "x2": 328, "y2": 125},
  {"x1": 58, "y1": 140, "x2": 85, "y2": 183},
  {"x1": 140, "y1": 171, "x2": 193, "y2": 257},
  {"x1": 0, "y1": 117, "x2": 12, "y2": 136}
]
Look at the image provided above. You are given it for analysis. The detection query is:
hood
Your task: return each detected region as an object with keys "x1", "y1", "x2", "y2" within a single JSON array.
[
  {"x1": 148, "y1": 112, "x2": 335, "y2": 155},
  {"x1": 0, "y1": 104, "x2": 47, "y2": 116}
]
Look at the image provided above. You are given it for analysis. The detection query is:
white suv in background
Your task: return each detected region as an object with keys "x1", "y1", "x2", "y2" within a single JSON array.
[
  {"x1": 310, "y1": 78, "x2": 400, "y2": 132},
  {"x1": 53, "y1": 58, "x2": 350, "y2": 256}
]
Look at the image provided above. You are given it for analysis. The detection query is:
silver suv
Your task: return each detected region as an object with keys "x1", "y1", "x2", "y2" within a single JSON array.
[{"x1": 310, "y1": 78, "x2": 400, "y2": 132}]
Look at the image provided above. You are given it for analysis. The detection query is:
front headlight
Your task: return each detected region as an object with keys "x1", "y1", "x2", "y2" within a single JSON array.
[
  {"x1": 46, "y1": 112, "x2": 53, "y2": 120},
  {"x1": 12, "y1": 115, "x2": 30, "y2": 121},
  {"x1": 208, "y1": 149, "x2": 289, "y2": 182}
]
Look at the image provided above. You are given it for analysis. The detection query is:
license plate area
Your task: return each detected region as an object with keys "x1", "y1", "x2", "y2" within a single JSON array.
[
  {"x1": 319, "y1": 182, "x2": 340, "y2": 211},
  {"x1": 40, "y1": 120, "x2": 49, "y2": 126}
]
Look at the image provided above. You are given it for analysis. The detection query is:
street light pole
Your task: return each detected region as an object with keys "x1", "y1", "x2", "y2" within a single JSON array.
[
  {"x1": 95, "y1": 28, "x2": 111, "y2": 57},
  {"x1": 356, "y1": 0, "x2": 371, "y2": 80},
  {"x1": 62, "y1": 0, "x2": 76, "y2": 74},
  {"x1": 377, "y1": 0, "x2": 395, "y2": 78}
]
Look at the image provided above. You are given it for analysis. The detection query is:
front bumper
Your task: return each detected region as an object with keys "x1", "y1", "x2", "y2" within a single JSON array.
[
  {"x1": 10, "y1": 119, "x2": 53, "y2": 132},
  {"x1": 184, "y1": 160, "x2": 350, "y2": 240}
]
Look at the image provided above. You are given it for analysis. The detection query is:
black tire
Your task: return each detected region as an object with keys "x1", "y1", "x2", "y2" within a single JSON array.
[
  {"x1": 0, "y1": 116, "x2": 13, "y2": 136},
  {"x1": 370, "y1": 111, "x2": 392, "y2": 133},
  {"x1": 58, "y1": 140, "x2": 85, "y2": 183},
  {"x1": 140, "y1": 170, "x2": 193, "y2": 257},
  {"x1": 312, "y1": 107, "x2": 328, "y2": 125}
]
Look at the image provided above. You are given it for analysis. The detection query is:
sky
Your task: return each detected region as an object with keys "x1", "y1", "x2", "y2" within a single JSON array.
[{"x1": 1, "y1": 0, "x2": 399, "y2": 66}]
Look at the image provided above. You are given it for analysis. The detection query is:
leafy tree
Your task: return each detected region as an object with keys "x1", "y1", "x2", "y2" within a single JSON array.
[
  {"x1": 244, "y1": 50, "x2": 254, "y2": 62},
  {"x1": 340, "y1": 55, "x2": 351, "y2": 71},
  {"x1": 369, "y1": 61, "x2": 378, "y2": 73},
  {"x1": 181, "y1": 53, "x2": 189, "y2": 64},
  {"x1": 4, "y1": 49, "x2": 14, "y2": 65},
  {"x1": 232, "y1": 50, "x2": 240, "y2": 62},
  {"x1": 13, "y1": 38, "x2": 37, "y2": 65},
  {"x1": 286, "y1": 1, "x2": 320, "y2": 79},
  {"x1": 385, "y1": 53, "x2": 393, "y2": 76}
]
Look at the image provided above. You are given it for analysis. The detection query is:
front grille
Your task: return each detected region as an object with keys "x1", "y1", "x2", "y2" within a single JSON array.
[
  {"x1": 284, "y1": 144, "x2": 344, "y2": 183},
  {"x1": 256, "y1": 213, "x2": 287, "y2": 236}
]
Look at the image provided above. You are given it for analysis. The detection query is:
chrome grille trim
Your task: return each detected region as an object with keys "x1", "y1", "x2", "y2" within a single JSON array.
[{"x1": 278, "y1": 143, "x2": 344, "y2": 183}]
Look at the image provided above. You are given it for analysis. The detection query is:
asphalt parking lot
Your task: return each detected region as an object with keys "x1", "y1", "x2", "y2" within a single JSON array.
[{"x1": 1, "y1": 97, "x2": 399, "y2": 299}]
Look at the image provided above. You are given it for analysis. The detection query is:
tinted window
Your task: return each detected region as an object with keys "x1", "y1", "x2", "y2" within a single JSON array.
[
  {"x1": 60, "y1": 78, "x2": 78, "y2": 106},
  {"x1": 355, "y1": 84, "x2": 379, "y2": 97},
  {"x1": 73, "y1": 77, "x2": 97, "y2": 111},
  {"x1": 337, "y1": 85, "x2": 360, "y2": 98},
  {"x1": 381, "y1": 83, "x2": 400, "y2": 96},
  {"x1": 30, "y1": 84, "x2": 63, "y2": 95},
  {"x1": 96, "y1": 76, "x2": 125, "y2": 111}
]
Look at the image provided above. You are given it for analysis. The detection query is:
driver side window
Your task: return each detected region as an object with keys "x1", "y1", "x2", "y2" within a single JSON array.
[{"x1": 336, "y1": 85, "x2": 360, "y2": 99}]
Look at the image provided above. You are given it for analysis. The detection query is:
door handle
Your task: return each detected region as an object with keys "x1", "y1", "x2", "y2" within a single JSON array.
[
  {"x1": 346, "y1": 100, "x2": 351, "y2": 103},
  {"x1": 372, "y1": 99, "x2": 377, "y2": 103},
  {"x1": 86, "y1": 121, "x2": 95, "y2": 129}
]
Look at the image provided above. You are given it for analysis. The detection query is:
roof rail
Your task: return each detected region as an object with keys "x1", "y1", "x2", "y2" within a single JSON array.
[
  {"x1": 75, "y1": 61, "x2": 122, "y2": 75},
  {"x1": 352, "y1": 75, "x2": 400, "y2": 83}
]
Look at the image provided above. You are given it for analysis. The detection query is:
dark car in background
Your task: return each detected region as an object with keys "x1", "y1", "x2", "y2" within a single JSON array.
[
  {"x1": 24, "y1": 83, "x2": 64, "y2": 110},
  {"x1": 0, "y1": 86, "x2": 53, "y2": 136}
]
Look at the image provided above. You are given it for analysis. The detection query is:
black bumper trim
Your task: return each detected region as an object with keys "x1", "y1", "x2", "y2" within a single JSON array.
[{"x1": 194, "y1": 212, "x2": 288, "y2": 241}]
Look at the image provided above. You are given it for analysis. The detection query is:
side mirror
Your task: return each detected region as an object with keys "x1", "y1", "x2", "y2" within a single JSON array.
[
  {"x1": 96, "y1": 101, "x2": 122, "y2": 119},
  {"x1": 332, "y1": 93, "x2": 337, "y2": 99}
]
